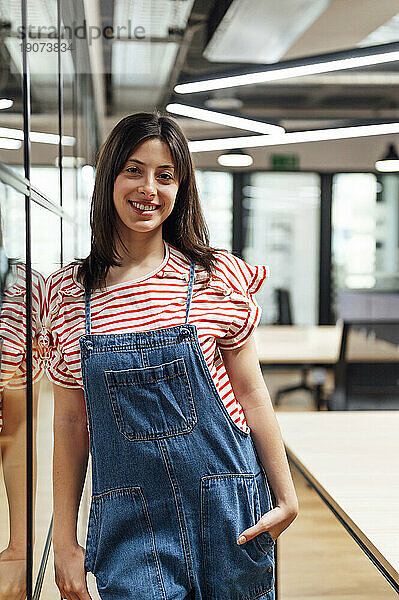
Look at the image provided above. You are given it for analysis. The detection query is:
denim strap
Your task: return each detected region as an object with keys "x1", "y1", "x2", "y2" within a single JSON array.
[
  {"x1": 185, "y1": 261, "x2": 195, "y2": 324},
  {"x1": 84, "y1": 287, "x2": 91, "y2": 335}
]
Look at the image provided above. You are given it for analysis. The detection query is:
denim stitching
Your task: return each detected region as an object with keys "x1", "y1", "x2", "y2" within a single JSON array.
[
  {"x1": 137, "y1": 488, "x2": 167, "y2": 600},
  {"x1": 200, "y1": 474, "x2": 275, "y2": 599},
  {"x1": 105, "y1": 387, "x2": 196, "y2": 439},
  {"x1": 104, "y1": 359, "x2": 198, "y2": 441},
  {"x1": 199, "y1": 479, "x2": 213, "y2": 599},
  {"x1": 244, "y1": 584, "x2": 274, "y2": 599},
  {"x1": 84, "y1": 501, "x2": 99, "y2": 573},
  {"x1": 158, "y1": 440, "x2": 195, "y2": 590},
  {"x1": 89, "y1": 486, "x2": 168, "y2": 598},
  {"x1": 201, "y1": 473, "x2": 256, "y2": 482},
  {"x1": 254, "y1": 533, "x2": 275, "y2": 555},
  {"x1": 104, "y1": 357, "x2": 187, "y2": 380},
  {"x1": 92, "y1": 485, "x2": 141, "y2": 500},
  {"x1": 254, "y1": 475, "x2": 262, "y2": 523},
  {"x1": 107, "y1": 373, "x2": 185, "y2": 385},
  {"x1": 80, "y1": 325, "x2": 196, "y2": 353}
]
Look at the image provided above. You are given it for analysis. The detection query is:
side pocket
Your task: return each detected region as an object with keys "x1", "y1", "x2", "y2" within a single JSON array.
[
  {"x1": 84, "y1": 498, "x2": 99, "y2": 574},
  {"x1": 88, "y1": 486, "x2": 166, "y2": 599},
  {"x1": 200, "y1": 474, "x2": 275, "y2": 599}
]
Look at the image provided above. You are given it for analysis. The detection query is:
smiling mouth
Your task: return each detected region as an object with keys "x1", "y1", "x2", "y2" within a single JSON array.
[{"x1": 128, "y1": 200, "x2": 160, "y2": 213}]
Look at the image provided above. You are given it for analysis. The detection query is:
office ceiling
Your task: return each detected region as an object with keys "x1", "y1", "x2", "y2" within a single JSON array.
[{"x1": 1, "y1": 0, "x2": 399, "y2": 145}]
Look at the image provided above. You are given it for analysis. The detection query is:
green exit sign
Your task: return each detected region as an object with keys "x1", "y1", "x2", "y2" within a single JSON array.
[{"x1": 271, "y1": 154, "x2": 299, "y2": 170}]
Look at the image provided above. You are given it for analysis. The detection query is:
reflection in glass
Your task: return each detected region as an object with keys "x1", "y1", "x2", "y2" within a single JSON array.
[
  {"x1": 0, "y1": 189, "x2": 46, "y2": 599},
  {"x1": 0, "y1": 0, "x2": 24, "y2": 172},
  {"x1": 244, "y1": 172, "x2": 320, "y2": 325},
  {"x1": 195, "y1": 170, "x2": 233, "y2": 250},
  {"x1": 332, "y1": 173, "x2": 378, "y2": 291}
]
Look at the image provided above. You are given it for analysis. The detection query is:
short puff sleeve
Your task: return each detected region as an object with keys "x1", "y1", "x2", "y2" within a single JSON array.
[{"x1": 214, "y1": 252, "x2": 270, "y2": 350}]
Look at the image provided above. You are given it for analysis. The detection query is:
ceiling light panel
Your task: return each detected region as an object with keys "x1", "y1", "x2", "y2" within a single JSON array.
[
  {"x1": 113, "y1": 0, "x2": 195, "y2": 37},
  {"x1": 358, "y1": 12, "x2": 399, "y2": 47},
  {"x1": 2, "y1": 0, "x2": 74, "y2": 79},
  {"x1": 1, "y1": 0, "x2": 56, "y2": 74},
  {"x1": 204, "y1": 0, "x2": 331, "y2": 64},
  {"x1": 175, "y1": 48, "x2": 399, "y2": 93},
  {"x1": 0, "y1": 0, "x2": 56, "y2": 30},
  {"x1": 188, "y1": 122, "x2": 399, "y2": 152},
  {"x1": 166, "y1": 103, "x2": 285, "y2": 134},
  {"x1": 112, "y1": 41, "x2": 179, "y2": 87},
  {"x1": 6, "y1": 37, "x2": 74, "y2": 79},
  {"x1": 113, "y1": 0, "x2": 194, "y2": 94}
]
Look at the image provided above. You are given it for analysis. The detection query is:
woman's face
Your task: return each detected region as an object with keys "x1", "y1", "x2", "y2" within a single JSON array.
[{"x1": 113, "y1": 138, "x2": 179, "y2": 237}]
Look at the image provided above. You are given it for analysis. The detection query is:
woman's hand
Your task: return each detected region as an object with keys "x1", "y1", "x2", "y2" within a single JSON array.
[
  {"x1": 54, "y1": 544, "x2": 93, "y2": 600},
  {"x1": 237, "y1": 502, "x2": 299, "y2": 545},
  {"x1": 0, "y1": 546, "x2": 26, "y2": 600}
]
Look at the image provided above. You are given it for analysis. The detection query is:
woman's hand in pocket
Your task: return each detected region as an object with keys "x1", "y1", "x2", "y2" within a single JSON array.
[
  {"x1": 237, "y1": 503, "x2": 298, "y2": 545},
  {"x1": 54, "y1": 543, "x2": 93, "y2": 600}
]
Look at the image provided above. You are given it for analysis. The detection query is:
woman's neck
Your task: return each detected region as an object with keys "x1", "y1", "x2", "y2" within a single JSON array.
[
  {"x1": 114, "y1": 229, "x2": 165, "y2": 266},
  {"x1": 105, "y1": 237, "x2": 166, "y2": 286}
]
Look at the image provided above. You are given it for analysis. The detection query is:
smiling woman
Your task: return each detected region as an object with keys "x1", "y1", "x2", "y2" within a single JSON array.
[{"x1": 49, "y1": 111, "x2": 298, "y2": 600}]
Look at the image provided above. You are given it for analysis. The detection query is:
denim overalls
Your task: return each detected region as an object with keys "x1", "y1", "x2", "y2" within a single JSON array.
[{"x1": 80, "y1": 260, "x2": 276, "y2": 600}]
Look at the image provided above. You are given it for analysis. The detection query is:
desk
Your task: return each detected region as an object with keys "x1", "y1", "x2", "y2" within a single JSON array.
[
  {"x1": 254, "y1": 325, "x2": 399, "y2": 409},
  {"x1": 254, "y1": 325, "x2": 341, "y2": 364},
  {"x1": 254, "y1": 325, "x2": 342, "y2": 409},
  {"x1": 276, "y1": 411, "x2": 399, "y2": 592}
]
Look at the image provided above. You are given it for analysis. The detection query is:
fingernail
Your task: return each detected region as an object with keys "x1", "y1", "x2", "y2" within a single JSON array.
[{"x1": 237, "y1": 535, "x2": 246, "y2": 545}]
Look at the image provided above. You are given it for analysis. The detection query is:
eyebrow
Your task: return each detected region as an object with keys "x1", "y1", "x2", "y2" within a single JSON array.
[{"x1": 126, "y1": 158, "x2": 175, "y2": 169}]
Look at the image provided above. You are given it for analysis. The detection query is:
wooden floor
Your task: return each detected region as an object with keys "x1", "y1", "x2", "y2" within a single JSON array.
[{"x1": 1, "y1": 371, "x2": 397, "y2": 599}]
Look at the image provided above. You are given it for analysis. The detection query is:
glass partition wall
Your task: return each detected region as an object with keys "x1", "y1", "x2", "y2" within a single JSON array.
[
  {"x1": 242, "y1": 172, "x2": 321, "y2": 325},
  {"x1": 0, "y1": 1, "x2": 97, "y2": 597},
  {"x1": 332, "y1": 173, "x2": 399, "y2": 321}
]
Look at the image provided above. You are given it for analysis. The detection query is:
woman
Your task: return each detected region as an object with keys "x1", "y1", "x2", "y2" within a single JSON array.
[{"x1": 48, "y1": 112, "x2": 298, "y2": 600}]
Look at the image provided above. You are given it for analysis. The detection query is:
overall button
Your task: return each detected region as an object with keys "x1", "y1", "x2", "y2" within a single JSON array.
[
  {"x1": 180, "y1": 327, "x2": 191, "y2": 337},
  {"x1": 267, "y1": 566, "x2": 273, "y2": 573},
  {"x1": 84, "y1": 340, "x2": 94, "y2": 350}
]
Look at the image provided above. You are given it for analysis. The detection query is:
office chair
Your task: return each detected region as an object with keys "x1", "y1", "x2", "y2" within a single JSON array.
[
  {"x1": 328, "y1": 320, "x2": 399, "y2": 410},
  {"x1": 273, "y1": 288, "x2": 324, "y2": 406}
]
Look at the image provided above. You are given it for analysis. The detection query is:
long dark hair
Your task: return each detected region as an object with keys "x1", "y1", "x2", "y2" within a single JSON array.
[{"x1": 73, "y1": 111, "x2": 224, "y2": 293}]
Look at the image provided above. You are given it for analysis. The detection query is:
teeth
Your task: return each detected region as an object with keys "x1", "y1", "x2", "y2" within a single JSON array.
[{"x1": 130, "y1": 201, "x2": 157, "y2": 211}]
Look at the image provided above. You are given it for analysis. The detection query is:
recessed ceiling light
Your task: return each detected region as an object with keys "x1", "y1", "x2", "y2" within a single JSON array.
[
  {"x1": 375, "y1": 143, "x2": 399, "y2": 171},
  {"x1": 217, "y1": 149, "x2": 253, "y2": 167},
  {"x1": 204, "y1": 97, "x2": 243, "y2": 110}
]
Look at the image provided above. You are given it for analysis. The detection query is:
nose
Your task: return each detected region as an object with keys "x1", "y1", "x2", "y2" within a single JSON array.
[{"x1": 138, "y1": 174, "x2": 156, "y2": 198}]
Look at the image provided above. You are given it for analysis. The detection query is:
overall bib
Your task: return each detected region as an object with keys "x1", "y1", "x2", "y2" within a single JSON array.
[{"x1": 80, "y1": 260, "x2": 276, "y2": 600}]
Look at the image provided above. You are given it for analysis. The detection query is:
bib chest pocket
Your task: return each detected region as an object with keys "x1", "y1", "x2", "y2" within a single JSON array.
[{"x1": 104, "y1": 358, "x2": 197, "y2": 441}]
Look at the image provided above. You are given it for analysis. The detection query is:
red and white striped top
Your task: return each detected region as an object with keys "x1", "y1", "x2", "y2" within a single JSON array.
[{"x1": 40, "y1": 241, "x2": 270, "y2": 433}]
